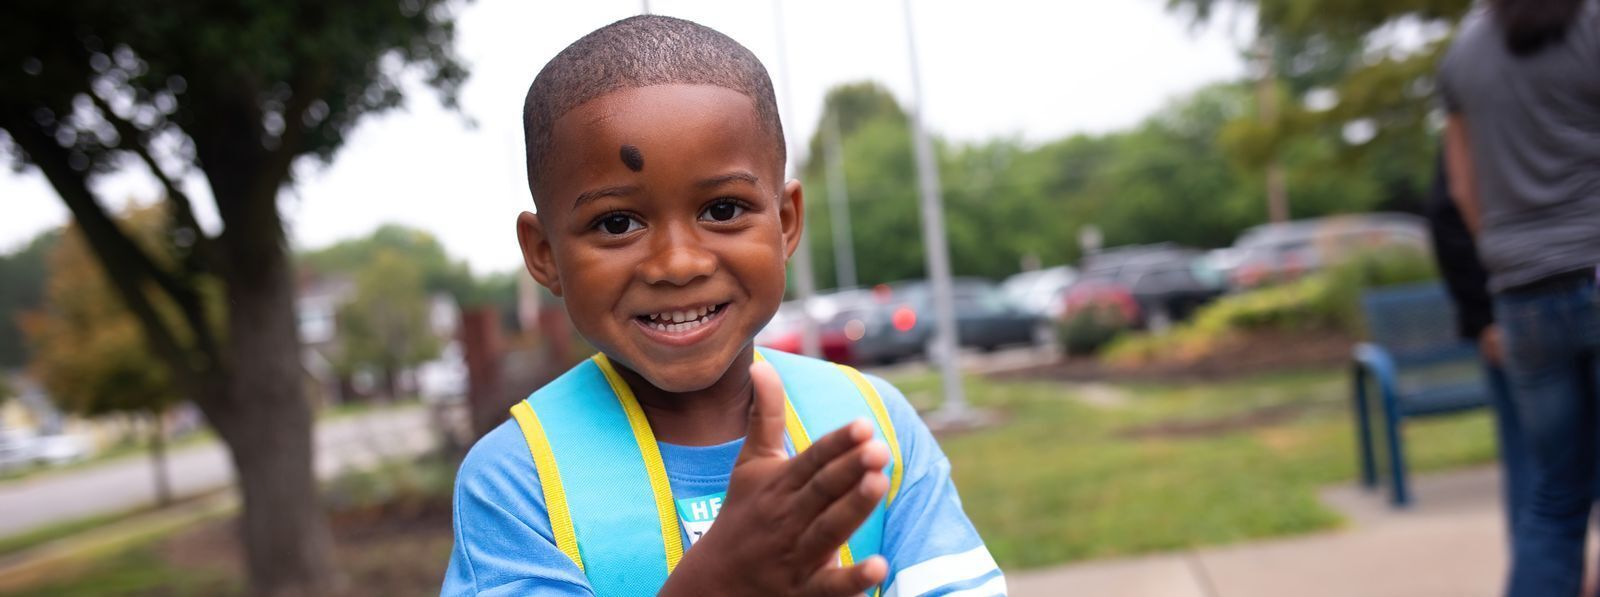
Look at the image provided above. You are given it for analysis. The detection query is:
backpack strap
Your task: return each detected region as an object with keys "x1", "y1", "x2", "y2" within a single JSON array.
[{"x1": 510, "y1": 356, "x2": 682, "y2": 595}]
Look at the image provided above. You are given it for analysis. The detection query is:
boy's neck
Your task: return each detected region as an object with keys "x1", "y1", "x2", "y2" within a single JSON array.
[{"x1": 613, "y1": 346, "x2": 756, "y2": 447}]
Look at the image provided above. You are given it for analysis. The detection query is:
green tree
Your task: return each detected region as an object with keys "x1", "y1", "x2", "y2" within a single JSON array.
[
  {"x1": 302, "y1": 224, "x2": 477, "y2": 303},
  {"x1": 1168, "y1": 0, "x2": 1466, "y2": 216},
  {"x1": 20, "y1": 205, "x2": 195, "y2": 506},
  {"x1": 0, "y1": 231, "x2": 58, "y2": 368},
  {"x1": 800, "y1": 83, "x2": 922, "y2": 287},
  {"x1": 336, "y1": 249, "x2": 442, "y2": 400},
  {"x1": 0, "y1": 2, "x2": 466, "y2": 592}
]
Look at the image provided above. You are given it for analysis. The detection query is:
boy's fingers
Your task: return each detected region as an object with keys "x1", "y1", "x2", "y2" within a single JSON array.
[
  {"x1": 737, "y1": 361, "x2": 789, "y2": 464},
  {"x1": 790, "y1": 440, "x2": 888, "y2": 521},
  {"x1": 803, "y1": 556, "x2": 888, "y2": 597},
  {"x1": 782, "y1": 419, "x2": 874, "y2": 490},
  {"x1": 796, "y1": 471, "x2": 888, "y2": 561}
]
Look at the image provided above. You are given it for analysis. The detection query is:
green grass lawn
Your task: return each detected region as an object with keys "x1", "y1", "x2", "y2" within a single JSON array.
[{"x1": 888, "y1": 367, "x2": 1498, "y2": 570}]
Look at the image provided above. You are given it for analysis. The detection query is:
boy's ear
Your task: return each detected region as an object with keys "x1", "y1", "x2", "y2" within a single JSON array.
[
  {"x1": 779, "y1": 179, "x2": 804, "y2": 261},
  {"x1": 516, "y1": 211, "x2": 563, "y2": 297}
]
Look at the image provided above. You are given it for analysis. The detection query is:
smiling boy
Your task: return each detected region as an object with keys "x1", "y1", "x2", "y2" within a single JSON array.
[{"x1": 442, "y1": 15, "x2": 1003, "y2": 596}]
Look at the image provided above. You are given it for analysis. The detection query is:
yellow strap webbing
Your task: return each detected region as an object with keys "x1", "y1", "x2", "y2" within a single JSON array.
[
  {"x1": 837, "y1": 364, "x2": 904, "y2": 506},
  {"x1": 508, "y1": 400, "x2": 584, "y2": 572},
  {"x1": 592, "y1": 354, "x2": 686, "y2": 574}
]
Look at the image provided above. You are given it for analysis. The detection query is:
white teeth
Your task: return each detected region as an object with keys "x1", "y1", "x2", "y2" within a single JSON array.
[{"x1": 641, "y1": 304, "x2": 725, "y2": 332}]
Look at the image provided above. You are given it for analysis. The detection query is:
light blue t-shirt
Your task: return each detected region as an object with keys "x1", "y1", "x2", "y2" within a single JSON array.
[{"x1": 442, "y1": 374, "x2": 1006, "y2": 596}]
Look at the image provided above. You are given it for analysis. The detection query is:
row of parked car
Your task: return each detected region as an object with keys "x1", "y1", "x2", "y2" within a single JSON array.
[{"x1": 757, "y1": 213, "x2": 1430, "y2": 365}]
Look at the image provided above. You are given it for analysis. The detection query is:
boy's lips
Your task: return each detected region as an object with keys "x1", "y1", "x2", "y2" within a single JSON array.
[{"x1": 632, "y1": 302, "x2": 732, "y2": 347}]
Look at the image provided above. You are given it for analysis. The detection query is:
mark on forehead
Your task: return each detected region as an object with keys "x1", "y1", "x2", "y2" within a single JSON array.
[{"x1": 619, "y1": 144, "x2": 644, "y2": 172}]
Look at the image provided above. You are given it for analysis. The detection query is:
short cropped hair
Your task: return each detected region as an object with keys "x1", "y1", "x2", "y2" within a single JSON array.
[{"x1": 522, "y1": 15, "x2": 786, "y2": 206}]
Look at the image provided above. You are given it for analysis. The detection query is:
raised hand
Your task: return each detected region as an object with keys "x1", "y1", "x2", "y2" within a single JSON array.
[{"x1": 660, "y1": 360, "x2": 890, "y2": 597}]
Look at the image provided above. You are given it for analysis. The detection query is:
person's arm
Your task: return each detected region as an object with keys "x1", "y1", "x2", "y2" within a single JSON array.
[
  {"x1": 870, "y1": 375, "x2": 1007, "y2": 596},
  {"x1": 1444, "y1": 114, "x2": 1481, "y2": 236},
  {"x1": 442, "y1": 421, "x2": 593, "y2": 596}
]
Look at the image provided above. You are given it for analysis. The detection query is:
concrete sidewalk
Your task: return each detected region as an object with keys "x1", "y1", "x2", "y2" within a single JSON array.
[{"x1": 1009, "y1": 466, "x2": 1515, "y2": 597}]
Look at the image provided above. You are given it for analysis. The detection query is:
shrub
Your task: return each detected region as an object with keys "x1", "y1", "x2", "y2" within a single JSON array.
[
  {"x1": 1057, "y1": 303, "x2": 1131, "y2": 356},
  {"x1": 1102, "y1": 246, "x2": 1438, "y2": 367}
]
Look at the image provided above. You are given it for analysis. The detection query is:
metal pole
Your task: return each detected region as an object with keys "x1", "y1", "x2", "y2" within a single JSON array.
[
  {"x1": 641, "y1": 0, "x2": 650, "y2": 14},
  {"x1": 772, "y1": 0, "x2": 821, "y2": 357},
  {"x1": 901, "y1": 0, "x2": 966, "y2": 414},
  {"x1": 824, "y1": 113, "x2": 858, "y2": 290}
]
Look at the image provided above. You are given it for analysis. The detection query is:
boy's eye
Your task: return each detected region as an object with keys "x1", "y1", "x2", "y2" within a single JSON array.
[
  {"x1": 701, "y1": 200, "x2": 746, "y2": 222},
  {"x1": 596, "y1": 214, "x2": 642, "y2": 235}
]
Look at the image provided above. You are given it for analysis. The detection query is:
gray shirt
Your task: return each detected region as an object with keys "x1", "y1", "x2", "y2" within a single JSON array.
[{"x1": 1439, "y1": 3, "x2": 1600, "y2": 292}]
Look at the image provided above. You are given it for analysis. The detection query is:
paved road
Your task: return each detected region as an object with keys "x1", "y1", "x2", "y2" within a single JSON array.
[{"x1": 0, "y1": 406, "x2": 434, "y2": 539}]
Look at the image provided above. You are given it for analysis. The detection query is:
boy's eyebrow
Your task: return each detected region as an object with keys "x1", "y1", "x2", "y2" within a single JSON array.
[
  {"x1": 571, "y1": 172, "x2": 758, "y2": 208},
  {"x1": 573, "y1": 184, "x2": 639, "y2": 209},
  {"x1": 697, "y1": 171, "x2": 760, "y2": 188}
]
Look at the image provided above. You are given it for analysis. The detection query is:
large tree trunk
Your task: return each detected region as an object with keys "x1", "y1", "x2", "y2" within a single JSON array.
[{"x1": 208, "y1": 200, "x2": 338, "y2": 597}]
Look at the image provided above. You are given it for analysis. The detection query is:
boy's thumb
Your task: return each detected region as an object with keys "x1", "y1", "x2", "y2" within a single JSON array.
[{"x1": 740, "y1": 360, "x2": 788, "y2": 461}]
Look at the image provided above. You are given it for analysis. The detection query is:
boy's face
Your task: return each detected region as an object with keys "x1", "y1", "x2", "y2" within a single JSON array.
[{"x1": 517, "y1": 84, "x2": 802, "y2": 393}]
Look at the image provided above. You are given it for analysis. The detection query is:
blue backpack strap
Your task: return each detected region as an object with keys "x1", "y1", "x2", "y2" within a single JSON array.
[
  {"x1": 756, "y1": 348, "x2": 899, "y2": 570},
  {"x1": 513, "y1": 356, "x2": 682, "y2": 595}
]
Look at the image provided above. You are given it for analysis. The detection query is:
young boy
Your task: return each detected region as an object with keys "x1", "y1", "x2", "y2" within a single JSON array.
[{"x1": 443, "y1": 15, "x2": 1003, "y2": 596}]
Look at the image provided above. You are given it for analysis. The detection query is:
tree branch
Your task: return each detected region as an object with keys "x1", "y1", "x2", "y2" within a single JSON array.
[
  {"x1": 259, "y1": 63, "x2": 332, "y2": 202},
  {"x1": 85, "y1": 92, "x2": 217, "y2": 270},
  {"x1": 0, "y1": 112, "x2": 218, "y2": 402},
  {"x1": 82, "y1": 92, "x2": 224, "y2": 362}
]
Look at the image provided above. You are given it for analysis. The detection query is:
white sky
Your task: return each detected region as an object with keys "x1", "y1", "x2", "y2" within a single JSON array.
[{"x1": 0, "y1": 0, "x2": 1249, "y2": 273}]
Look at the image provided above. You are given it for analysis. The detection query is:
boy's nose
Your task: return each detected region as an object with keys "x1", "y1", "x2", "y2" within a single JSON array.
[{"x1": 638, "y1": 228, "x2": 716, "y2": 286}]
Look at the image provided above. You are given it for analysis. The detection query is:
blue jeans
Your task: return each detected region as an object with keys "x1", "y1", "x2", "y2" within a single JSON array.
[
  {"x1": 1487, "y1": 365, "x2": 1533, "y2": 541},
  {"x1": 1498, "y1": 276, "x2": 1600, "y2": 597}
]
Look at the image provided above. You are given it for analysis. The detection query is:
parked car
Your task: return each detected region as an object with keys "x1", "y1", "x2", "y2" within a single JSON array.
[
  {"x1": 0, "y1": 429, "x2": 90, "y2": 472},
  {"x1": 756, "y1": 293, "x2": 862, "y2": 364},
  {"x1": 1074, "y1": 244, "x2": 1225, "y2": 329},
  {"x1": 852, "y1": 279, "x2": 1046, "y2": 364},
  {"x1": 1226, "y1": 213, "x2": 1429, "y2": 288},
  {"x1": 1001, "y1": 265, "x2": 1078, "y2": 320}
]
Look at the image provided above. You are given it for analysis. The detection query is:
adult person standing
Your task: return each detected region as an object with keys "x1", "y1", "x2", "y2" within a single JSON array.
[{"x1": 1439, "y1": 1, "x2": 1600, "y2": 595}]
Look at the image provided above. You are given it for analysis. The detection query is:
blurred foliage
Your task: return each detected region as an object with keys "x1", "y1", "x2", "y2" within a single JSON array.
[
  {"x1": 335, "y1": 249, "x2": 442, "y2": 394},
  {"x1": 0, "y1": 231, "x2": 58, "y2": 368},
  {"x1": 797, "y1": 80, "x2": 1421, "y2": 289},
  {"x1": 1056, "y1": 304, "x2": 1131, "y2": 357},
  {"x1": 323, "y1": 453, "x2": 455, "y2": 513},
  {"x1": 300, "y1": 224, "x2": 504, "y2": 307},
  {"x1": 1167, "y1": 0, "x2": 1467, "y2": 203},
  {"x1": 18, "y1": 204, "x2": 216, "y2": 417},
  {"x1": 1104, "y1": 247, "x2": 1439, "y2": 367}
]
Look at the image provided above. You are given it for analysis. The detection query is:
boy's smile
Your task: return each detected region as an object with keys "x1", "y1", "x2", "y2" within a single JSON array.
[{"x1": 517, "y1": 84, "x2": 801, "y2": 395}]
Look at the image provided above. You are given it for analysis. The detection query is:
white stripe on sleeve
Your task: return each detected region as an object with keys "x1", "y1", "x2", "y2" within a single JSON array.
[
  {"x1": 942, "y1": 574, "x2": 1007, "y2": 597},
  {"x1": 884, "y1": 546, "x2": 1001, "y2": 597}
]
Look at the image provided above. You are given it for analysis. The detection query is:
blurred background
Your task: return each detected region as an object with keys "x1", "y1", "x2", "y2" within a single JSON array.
[{"x1": 0, "y1": 0, "x2": 1539, "y2": 595}]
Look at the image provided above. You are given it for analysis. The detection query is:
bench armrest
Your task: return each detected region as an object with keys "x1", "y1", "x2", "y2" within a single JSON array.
[{"x1": 1353, "y1": 342, "x2": 1402, "y2": 401}]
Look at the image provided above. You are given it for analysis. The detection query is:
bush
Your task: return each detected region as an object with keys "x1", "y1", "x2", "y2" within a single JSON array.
[
  {"x1": 1057, "y1": 303, "x2": 1131, "y2": 356},
  {"x1": 1103, "y1": 247, "x2": 1438, "y2": 367}
]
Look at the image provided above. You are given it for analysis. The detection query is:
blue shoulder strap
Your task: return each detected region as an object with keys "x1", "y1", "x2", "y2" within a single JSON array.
[{"x1": 518, "y1": 358, "x2": 676, "y2": 595}]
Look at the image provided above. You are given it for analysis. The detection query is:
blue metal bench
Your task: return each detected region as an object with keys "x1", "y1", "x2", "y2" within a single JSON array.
[{"x1": 1351, "y1": 282, "x2": 1489, "y2": 507}]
